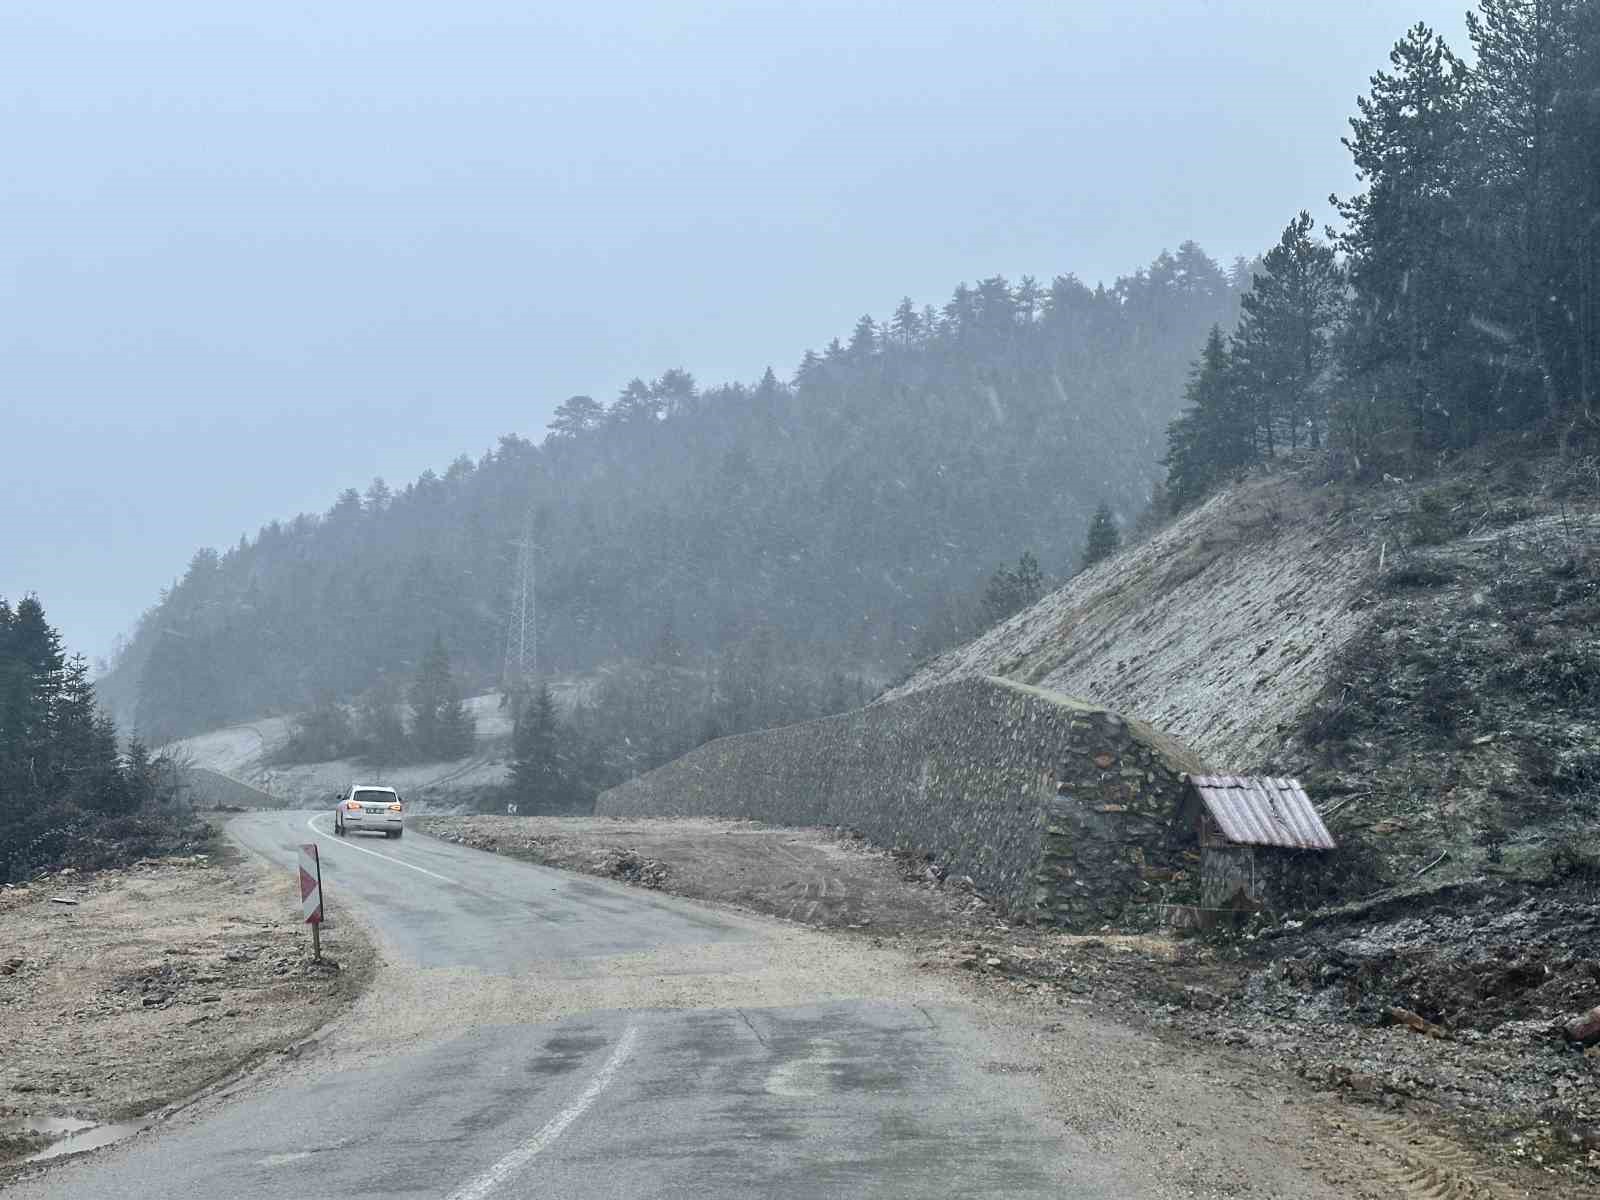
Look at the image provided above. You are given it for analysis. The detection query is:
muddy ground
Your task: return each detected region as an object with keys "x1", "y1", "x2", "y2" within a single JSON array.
[
  {"x1": 0, "y1": 843, "x2": 374, "y2": 1169},
  {"x1": 420, "y1": 811, "x2": 1600, "y2": 1197}
]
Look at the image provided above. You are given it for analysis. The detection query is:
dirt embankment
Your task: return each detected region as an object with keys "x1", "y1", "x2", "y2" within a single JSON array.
[
  {"x1": 0, "y1": 844, "x2": 374, "y2": 1168},
  {"x1": 416, "y1": 813, "x2": 999, "y2": 934},
  {"x1": 419, "y1": 811, "x2": 1598, "y2": 1196}
]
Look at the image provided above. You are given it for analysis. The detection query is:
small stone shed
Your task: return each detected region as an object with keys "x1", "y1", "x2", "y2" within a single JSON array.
[{"x1": 1174, "y1": 774, "x2": 1336, "y2": 917}]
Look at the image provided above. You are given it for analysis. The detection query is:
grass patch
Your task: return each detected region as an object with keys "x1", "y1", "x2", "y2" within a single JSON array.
[
  {"x1": 1490, "y1": 644, "x2": 1600, "y2": 710},
  {"x1": 1381, "y1": 562, "x2": 1455, "y2": 589}
]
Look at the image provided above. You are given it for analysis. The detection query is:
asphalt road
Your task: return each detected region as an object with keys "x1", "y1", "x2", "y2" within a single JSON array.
[{"x1": 4, "y1": 812, "x2": 1278, "y2": 1198}]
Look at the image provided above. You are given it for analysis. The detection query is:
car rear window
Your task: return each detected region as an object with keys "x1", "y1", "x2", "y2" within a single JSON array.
[{"x1": 353, "y1": 790, "x2": 397, "y2": 804}]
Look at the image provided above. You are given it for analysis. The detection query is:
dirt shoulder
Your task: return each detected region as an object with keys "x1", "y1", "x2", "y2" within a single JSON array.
[
  {"x1": 0, "y1": 837, "x2": 375, "y2": 1169},
  {"x1": 416, "y1": 813, "x2": 1000, "y2": 935},
  {"x1": 419, "y1": 812, "x2": 1596, "y2": 1198}
]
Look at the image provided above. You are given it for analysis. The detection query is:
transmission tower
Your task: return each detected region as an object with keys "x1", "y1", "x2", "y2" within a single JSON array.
[{"x1": 503, "y1": 513, "x2": 537, "y2": 691}]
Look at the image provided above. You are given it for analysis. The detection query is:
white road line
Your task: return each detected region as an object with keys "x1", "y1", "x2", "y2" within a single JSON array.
[
  {"x1": 445, "y1": 1026, "x2": 640, "y2": 1200},
  {"x1": 304, "y1": 814, "x2": 456, "y2": 884}
]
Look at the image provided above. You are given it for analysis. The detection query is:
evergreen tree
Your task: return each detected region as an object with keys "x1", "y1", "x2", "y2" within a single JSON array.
[
  {"x1": 410, "y1": 634, "x2": 474, "y2": 760},
  {"x1": 889, "y1": 297, "x2": 922, "y2": 346},
  {"x1": 1163, "y1": 326, "x2": 1252, "y2": 510},
  {"x1": 1332, "y1": 23, "x2": 1477, "y2": 446},
  {"x1": 847, "y1": 314, "x2": 879, "y2": 359},
  {"x1": 547, "y1": 395, "x2": 605, "y2": 439},
  {"x1": 983, "y1": 551, "x2": 1045, "y2": 624},
  {"x1": 508, "y1": 684, "x2": 575, "y2": 812},
  {"x1": 1462, "y1": 0, "x2": 1594, "y2": 429},
  {"x1": 1230, "y1": 212, "x2": 1344, "y2": 453},
  {"x1": 0, "y1": 596, "x2": 64, "y2": 791},
  {"x1": 1080, "y1": 503, "x2": 1121, "y2": 571},
  {"x1": 356, "y1": 679, "x2": 408, "y2": 763},
  {"x1": 609, "y1": 378, "x2": 660, "y2": 425},
  {"x1": 363, "y1": 476, "x2": 392, "y2": 512},
  {"x1": 0, "y1": 595, "x2": 166, "y2": 876},
  {"x1": 124, "y1": 738, "x2": 158, "y2": 809}
]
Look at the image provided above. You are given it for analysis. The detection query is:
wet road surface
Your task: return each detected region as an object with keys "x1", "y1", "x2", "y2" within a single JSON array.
[{"x1": 4, "y1": 812, "x2": 1171, "y2": 1198}]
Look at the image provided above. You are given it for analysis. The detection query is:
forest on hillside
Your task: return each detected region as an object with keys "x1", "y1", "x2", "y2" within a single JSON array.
[
  {"x1": 106, "y1": 0, "x2": 1600, "y2": 803},
  {"x1": 104, "y1": 245, "x2": 1246, "y2": 744},
  {"x1": 1163, "y1": 4, "x2": 1599, "y2": 507},
  {"x1": 0, "y1": 596, "x2": 197, "y2": 881}
]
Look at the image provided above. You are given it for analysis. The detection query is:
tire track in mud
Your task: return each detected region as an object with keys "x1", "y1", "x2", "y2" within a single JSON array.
[
  {"x1": 1323, "y1": 1112, "x2": 1525, "y2": 1200},
  {"x1": 769, "y1": 837, "x2": 852, "y2": 925}
]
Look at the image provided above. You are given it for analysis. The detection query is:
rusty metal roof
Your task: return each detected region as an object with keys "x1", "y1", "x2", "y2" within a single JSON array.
[{"x1": 1185, "y1": 775, "x2": 1336, "y2": 851}]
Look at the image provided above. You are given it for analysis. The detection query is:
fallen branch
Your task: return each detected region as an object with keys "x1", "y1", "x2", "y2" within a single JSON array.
[
  {"x1": 1317, "y1": 791, "x2": 1371, "y2": 819},
  {"x1": 1413, "y1": 850, "x2": 1448, "y2": 878}
]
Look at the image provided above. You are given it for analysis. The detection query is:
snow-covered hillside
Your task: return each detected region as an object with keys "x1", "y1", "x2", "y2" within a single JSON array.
[
  {"x1": 165, "y1": 692, "x2": 519, "y2": 807},
  {"x1": 885, "y1": 472, "x2": 1376, "y2": 767}
]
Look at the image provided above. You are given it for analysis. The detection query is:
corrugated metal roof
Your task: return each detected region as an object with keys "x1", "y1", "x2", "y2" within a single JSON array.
[{"x1": 1185, "y1": 774, "x2": 1336, "y2": 851}]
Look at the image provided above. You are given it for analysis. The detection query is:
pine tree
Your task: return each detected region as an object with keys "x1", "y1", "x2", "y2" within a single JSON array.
[
  {"x1": 1332, "y1": 23, "x2": 1477, "y2": 445},
  {"x1": 356, "y1": 680, "x2": 408, "y2": 763},
  {"x1": 1462, "y1": 0, "x2": 1592, "y2": 428},
  {"x1": 125, "y1": 738, "x2": 158, "y2": 809},
  {"x1": 410, "y1": 634, "x2": 473, "y2": 761},
  {"x1": 1080, "y1": 503, "x2": 1121, "y2": 571},
  {"x1": 1231, "y1": 212, "x2": 1344, "y2": 453},
  {"x1": 1163, "y1": 326, "x2": 1252, "y2": 510},
  {"x1": 547, "y1": 395, "x2": 605, "y2": 439},
  {"x1": 983, "y1": 552, "x2": 1045, "y2": 624},
  {"x1": 609, "y1": 378, "x2": 660, "y2": 425},
  {"x1": 889, "y1": 297, "x2": 922, "y2": 346},
  {"x1": 0, "y1": 596, "x2": 64, "y2": 790},
  {"x1": 509, "y1": 684, "x2": 572, "y2": 812},
  {"x1": 847, "y1": 314, "x2": 879, "y2": 359}
]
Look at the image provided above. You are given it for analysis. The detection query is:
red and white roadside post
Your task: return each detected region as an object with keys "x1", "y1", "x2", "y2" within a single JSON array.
[{"x1": 300, "y1": 843, "x2": 324, "y2": 961}]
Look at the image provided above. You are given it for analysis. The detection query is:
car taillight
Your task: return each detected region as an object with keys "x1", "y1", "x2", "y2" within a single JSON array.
[
  {"x1": 347, "y1": 801, "x2": 362, "y2": 810},
  {"x1": 389, "y1": 803, "x2": 403, "y2": 812}
]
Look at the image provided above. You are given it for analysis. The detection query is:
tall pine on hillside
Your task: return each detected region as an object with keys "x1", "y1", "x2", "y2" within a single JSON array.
[
  {"x1": 1163, "y1": 327, "x2": 1252, "y2": 510},
  {"x1": 410, "y1": 634, "x2": 474, "y2": 761},
  {"x1": 1332, "y1": 23, "x2": 1477, "y2": 447},
  {"x1": 1231, "y1": 212, "x2": 1344, "y2": 454},
  {"x1": 509, "y1": 684, "x2": 576, "y2": 812},
  {"x1": 1080, "y1": 503, "x2": 1121, "y2": 571}
]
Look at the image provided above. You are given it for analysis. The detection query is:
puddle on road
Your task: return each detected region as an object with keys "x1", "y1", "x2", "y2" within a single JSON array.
[{"x1": 1, "y1": 1115, "x2": 152, "y2": 1163}]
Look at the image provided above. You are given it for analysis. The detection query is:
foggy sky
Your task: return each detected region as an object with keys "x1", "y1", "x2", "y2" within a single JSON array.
[{"x1": 3, "y1": 1, "x2": 1469, "y2": 662}]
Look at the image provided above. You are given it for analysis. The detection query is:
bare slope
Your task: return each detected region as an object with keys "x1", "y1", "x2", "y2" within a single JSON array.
[
  {"x1": 888, "y1": 472, "x2": 1375, "y2": 767},
  {"x1": 165, "y1": 693, "x2": 516, "y2": 806},
  {"x1": 895, "y1": 449, "x2": 1600, "y2": 889}
]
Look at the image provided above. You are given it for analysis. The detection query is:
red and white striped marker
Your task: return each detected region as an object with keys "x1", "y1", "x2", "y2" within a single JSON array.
[{"x1": 299, "y1": 843, "x2": 323, "y2": 925}]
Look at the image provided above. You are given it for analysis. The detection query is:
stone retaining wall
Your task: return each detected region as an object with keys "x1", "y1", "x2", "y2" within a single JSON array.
[{"x1": 597, "y1": 676, "x2": 1209, "y2": 926}]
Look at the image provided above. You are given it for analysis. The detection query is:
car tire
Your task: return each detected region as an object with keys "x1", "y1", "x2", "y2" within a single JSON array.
[{"x1": 394, "y1": 828, "x2": 403, "y2": 839}]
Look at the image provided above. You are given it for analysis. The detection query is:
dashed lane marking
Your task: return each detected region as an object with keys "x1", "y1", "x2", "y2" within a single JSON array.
[
  {"x1": 443, "y1": 1025, "x2": 640, "y2": 1200},
  {"x1": 304, "y1": 814, "x2": 456, "y2": 884}
]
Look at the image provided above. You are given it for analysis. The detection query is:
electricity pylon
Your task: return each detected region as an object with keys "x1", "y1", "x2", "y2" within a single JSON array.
[{"x1": 503, "y1": 513, "x2": 537, "y2": 692}]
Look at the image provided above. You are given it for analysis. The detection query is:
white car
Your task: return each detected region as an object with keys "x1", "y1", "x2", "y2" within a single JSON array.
[{"x1": 334, "y1": 785, "x2": 405, "y2": 838}]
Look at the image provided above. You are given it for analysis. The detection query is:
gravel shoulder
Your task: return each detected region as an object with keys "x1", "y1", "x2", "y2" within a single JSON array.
[
  {"x1": 419, "y1": 811, "x2": 1595, "y2": 1198},
  {"x1": 0, "y1": 837, "x2": 375, "y2": 1171},
  {"x1": 416, "y1": 813, "x2": 997, "y2": 934}
]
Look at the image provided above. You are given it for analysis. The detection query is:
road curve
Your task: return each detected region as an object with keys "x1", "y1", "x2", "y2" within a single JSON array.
[{"x1": 7, "y1": 811, "x2": 1348, "y2": 1199}]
